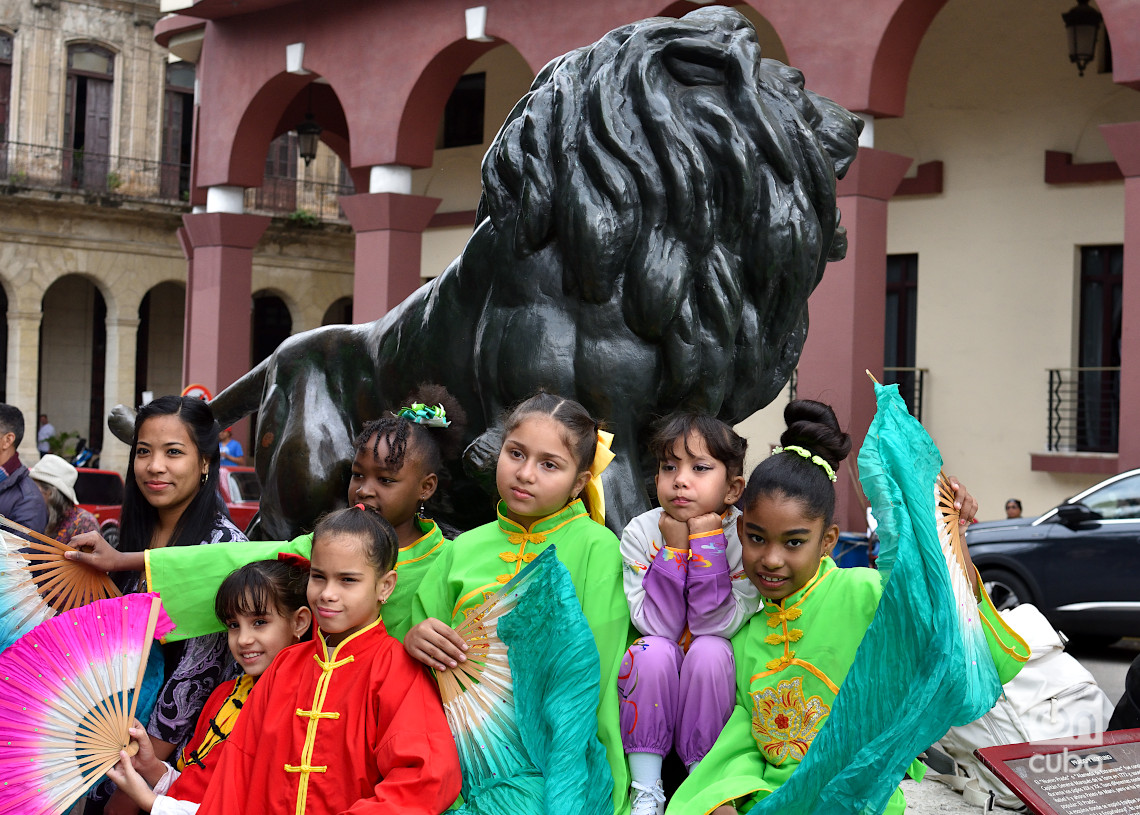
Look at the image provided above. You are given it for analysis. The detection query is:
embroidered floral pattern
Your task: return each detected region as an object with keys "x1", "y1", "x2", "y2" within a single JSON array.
[{"x1": 750, "y1": 676, "x2": 829, "y2": 763}]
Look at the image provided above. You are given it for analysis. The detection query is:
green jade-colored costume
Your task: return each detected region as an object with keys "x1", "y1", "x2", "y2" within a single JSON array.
[
  {"x1": 143, "y1": 517, "x2": 448, "y2": 642},
  {"x1": 411, "y1": 499, "x2": 633, "y2": 815},
  {"x1": 668, "y1": 557, "x2": 1029, "y2": 815}
]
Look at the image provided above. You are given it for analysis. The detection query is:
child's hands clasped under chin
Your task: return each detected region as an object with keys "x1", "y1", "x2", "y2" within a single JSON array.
[
  {"x1": 658, "y1": 511, "x2": 723, "y2": 553},
  {"x1": 106, "y1": 722, "x2": 167, "y2": 813}
]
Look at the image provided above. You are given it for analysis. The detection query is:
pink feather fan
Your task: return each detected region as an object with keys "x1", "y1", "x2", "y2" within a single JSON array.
[{"x1": 0, "y1": 593, "x2": 173, "y2": 815}]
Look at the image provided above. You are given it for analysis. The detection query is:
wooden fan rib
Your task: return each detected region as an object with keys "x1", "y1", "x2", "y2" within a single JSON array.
[
  {"x1": 936, "y1": 473, "x2": 973, "y2": 584},
  {"x1": 0, "y1": 516, "x2": 73, "y2": 551},
  {"x1": 52, "y1": 659, "x2": 122, "y2": 742},
  {"x1": 83, "y1": 604, "x2": 125, "y2": 744},
  {"x1": 25, "y1": 568, "x2": 78, "y2": 613},
  {"x1": 7, "y1": 541, "x2": 66, "y2": 558},
  {"x1": 0, "y1": 593, "x2": 52, "y2": 635},
  {"x1": 17, "y1": 634, "x2": 123, "y2": 744},
  {"x1": 123, "y1": 598, "x2": 161, "y2": 732}
]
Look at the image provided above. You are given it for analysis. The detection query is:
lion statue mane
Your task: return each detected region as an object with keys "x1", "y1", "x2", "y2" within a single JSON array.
[{"x1": 123, "y1": 7, "x2": 861, "y2": 538}]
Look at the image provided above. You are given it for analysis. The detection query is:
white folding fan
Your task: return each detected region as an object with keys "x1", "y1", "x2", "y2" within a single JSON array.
[{"x1": 0, "y1": 516, "x2": 122, "y2": 652}]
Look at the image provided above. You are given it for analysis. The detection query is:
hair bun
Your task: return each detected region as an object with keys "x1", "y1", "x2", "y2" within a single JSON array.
[{"x1": 780, "y1": 399, "x2": 851, "y2": 469}]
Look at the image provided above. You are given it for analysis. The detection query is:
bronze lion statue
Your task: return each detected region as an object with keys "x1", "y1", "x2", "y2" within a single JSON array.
[{"x1": 119, "y1": 7, "x2": 861, "y2": 538}]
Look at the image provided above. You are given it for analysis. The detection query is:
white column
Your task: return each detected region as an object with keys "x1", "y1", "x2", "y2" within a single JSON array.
[
  {"x1": 5, "y1": 310, "x2": 41, "y2": 458},
  {"x1": 368, "y1": 165, "x2": 412, "y2": 194},
  {"x1": 206, "y1": 185, "x2": 245, "y2": 214},
  {"x1": 100, "y1": 316, "x2": 139, "y2": 475},
  {"x1": 857, "y1": 113, "x2": 875, "y2": 148}
]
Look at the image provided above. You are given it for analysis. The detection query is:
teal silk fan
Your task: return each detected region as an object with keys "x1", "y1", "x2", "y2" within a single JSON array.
[
  {"x1": 434, "y1": 547, "x2": 613, "y2": 815},
  {"x1": 747, "y1": 379, "x2": 1006, "y2": 815}
]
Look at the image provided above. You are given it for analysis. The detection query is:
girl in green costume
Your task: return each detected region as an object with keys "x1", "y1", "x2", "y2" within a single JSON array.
[
  {"x1": 669, "y1": 401, "x2": 1029, "y2": 815},
  {"x1": 66, "y1": 388, "x2": 467, "y2": 643},
  {"x1": 405, "y1": 392, "x2": 632, "y2": 815}
]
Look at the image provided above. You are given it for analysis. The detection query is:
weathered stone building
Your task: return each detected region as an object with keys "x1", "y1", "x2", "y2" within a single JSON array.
[{"x1": 0, "y1": 0, "x2": 355, "y2": 473}]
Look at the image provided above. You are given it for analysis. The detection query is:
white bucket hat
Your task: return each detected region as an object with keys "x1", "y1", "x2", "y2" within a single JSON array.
[{"x1": 30, "y1": 454, "x2": 79, "y2": 505}]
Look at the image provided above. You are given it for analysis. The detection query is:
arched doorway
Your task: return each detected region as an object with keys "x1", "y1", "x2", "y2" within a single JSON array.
[
  {"x1": 251, "y1": 291, "x2": 292, "y2": 366},
  {"x1": 38, "y1": 275, "x2": 106, "y2": 456},
  {"x1": 135, "y1": 281, "x2": 185, "y2": 404},
  {"x1": 321, "y1": 296, "x2": 353, "y2": 326}
]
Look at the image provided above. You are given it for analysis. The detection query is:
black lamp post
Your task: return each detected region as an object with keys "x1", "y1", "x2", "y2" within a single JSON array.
[
  {"x1": 296, "y1": 112, "x2": 322, "y2": 167},
  {"x1": 1062, "y1": 0, "x2": 1102, "y2": 77}
]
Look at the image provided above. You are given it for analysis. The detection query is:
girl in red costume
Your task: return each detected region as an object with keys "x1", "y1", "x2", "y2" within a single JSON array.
[
  {"x1": 108, "y1": 558, "x2": 312, "y2": 813},
  {"x1": 197, "y1": 506, "x2": 461, "y2": 815}
]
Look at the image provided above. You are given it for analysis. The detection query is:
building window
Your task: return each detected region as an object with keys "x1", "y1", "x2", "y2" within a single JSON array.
[
  {"x1": 885, "y1": 253, "x2": 919, "y2": 416},
  {"x1": 250, "y1": 132, "x2": 298, "y2": 212},
  {"x1": 0, "y1": 31, "x2": 12, "y2": 145},
  {"x1": 161, "y1": 61, "x2": 195, "y2": 200},
  {"x1": 64, "y1": 43, "x2": 114, "y2": 190},
  {"x1": 1076, "y1": 245, "x2": 1122, "y2": 452},
  {"x1": 439, "y1": 72, "x2": 485, "y2": 149}
]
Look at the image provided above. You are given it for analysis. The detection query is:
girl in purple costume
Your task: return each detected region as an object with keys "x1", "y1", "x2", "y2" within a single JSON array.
[{"x1": 618, "y1": 414, "x2": 759, "y2": 815}]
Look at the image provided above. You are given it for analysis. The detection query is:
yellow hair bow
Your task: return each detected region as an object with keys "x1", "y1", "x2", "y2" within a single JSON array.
[{"x1": 582, "y1": 430, "x2": 615, "y2": 525}]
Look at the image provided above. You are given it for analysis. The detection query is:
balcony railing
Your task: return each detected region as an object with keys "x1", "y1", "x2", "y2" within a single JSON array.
[
  {"x1": 1047, "y1": 367, "x2": 1120, "y2": 453},
  {"x1": 0, "y1": 143, "x2": 352, "y2": 223},
  {"x1": 883, "y1": 367, "x2": 926, "y2": 421},
  {"x1": 244, "y1": 175, "x2": 354, "y2": 222},
  {"x1": 0, "y1": 141, "x2": 190, "y2": 203}
]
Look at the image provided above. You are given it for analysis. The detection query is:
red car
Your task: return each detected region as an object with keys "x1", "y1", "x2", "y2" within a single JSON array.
[
  {"x1": 75, "y1": 468, "x2": 125, "y2": 548},
  {"x1": 220, "y1": 466, "x2": 261, "y2": 532},
  {"x1": 74, "y1": 466, "x2": 262, "y2": 547}
]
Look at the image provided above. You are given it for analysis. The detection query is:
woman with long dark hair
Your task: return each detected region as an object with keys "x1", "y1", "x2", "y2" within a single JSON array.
[{"x1": 69, "y1": 395, "x2": 246, "y2": 814}]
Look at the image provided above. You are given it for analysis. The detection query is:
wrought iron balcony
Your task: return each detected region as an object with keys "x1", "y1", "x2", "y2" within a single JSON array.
[
  {"x1": 1047, "y1": 367, "x2": 1120, "y2": 453},
  {"x1": 0, "y1": 142, "x2": 352, "y2": 222},
  {"x1": 0, "y1": 141, "x2": 190, "y2": 203},
  {"x1": 243, "y1": 174, "x2": 354, "y2": 223}
]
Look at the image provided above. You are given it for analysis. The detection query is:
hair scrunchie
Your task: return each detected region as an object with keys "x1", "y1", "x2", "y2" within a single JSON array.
[
  {"x1": 772, "y1": 445, "x2": 837, "y2": 482},
  {"x1": 582, "y1": 430, "x2": 615, "y2": 525},
  {"x1": 277, "y1": 551, "x2": 311, "y2": 572},
  {"x1": 396, "y1": 403, "x2": 450, "y2": 427}
]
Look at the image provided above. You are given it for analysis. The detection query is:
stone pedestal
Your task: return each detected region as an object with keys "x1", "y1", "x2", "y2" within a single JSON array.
[
  {"x1": 179, "y1": 212, "x2": 270, "y2": 394},
  {"x1": 340, "y1": 192, "x2": 440, "y2": 323}
]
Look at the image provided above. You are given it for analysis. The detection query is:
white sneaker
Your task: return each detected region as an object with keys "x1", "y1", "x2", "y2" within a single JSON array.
[{"x1": 630, "y1": 780, "x2": 666, "y2": 815}]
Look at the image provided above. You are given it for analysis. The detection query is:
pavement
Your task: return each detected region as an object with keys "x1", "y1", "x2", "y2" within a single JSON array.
[
  {"x1": 902, "y1": 638, "x2": 1138, "y2": 813},
  {"x1": 901, "y1": 777, "x2": 1019, "y2": 813}
]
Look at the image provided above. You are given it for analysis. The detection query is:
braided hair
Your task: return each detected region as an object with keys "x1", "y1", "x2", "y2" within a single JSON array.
[{"x1": 354, "y1": 384, "x2": 467, "y2": 514}]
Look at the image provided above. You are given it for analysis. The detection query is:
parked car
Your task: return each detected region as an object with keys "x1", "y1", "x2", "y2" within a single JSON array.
[
  {"x1": 220, "y1": 465, "x2": 261, "y2": 532},
  {"x1": 74, "y1": 467, "x2": 124, "y2": 548},
  {"x1": 964, "y1": 468, "x2": 1140, "y2": 643}
]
